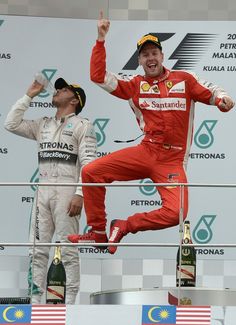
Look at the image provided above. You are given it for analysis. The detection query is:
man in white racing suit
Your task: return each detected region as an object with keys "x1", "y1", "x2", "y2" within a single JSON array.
[{"x1": 4, "y1": 77, "x2": 97, "y2": 304}]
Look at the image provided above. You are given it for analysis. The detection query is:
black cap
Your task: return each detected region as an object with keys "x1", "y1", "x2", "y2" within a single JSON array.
[
  {"x1": 137, "y1": 33, "x2": 162, "y2": 53},
  {"x1": 54, "y1": 78, "x2": 86, "y2": 115}
]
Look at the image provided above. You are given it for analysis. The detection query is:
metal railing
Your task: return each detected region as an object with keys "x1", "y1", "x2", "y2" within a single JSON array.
[{"x1": 1, "y1": 181, "x2": 236, "y2": 305}]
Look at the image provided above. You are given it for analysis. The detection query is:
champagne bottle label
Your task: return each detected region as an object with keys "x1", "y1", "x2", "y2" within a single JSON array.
[
  {"x1": 47, "y1": 286, "x2": 65, "y2": 301},
  {"x1": 176, "y1": 265, "x2": 195, "y2": 280}
]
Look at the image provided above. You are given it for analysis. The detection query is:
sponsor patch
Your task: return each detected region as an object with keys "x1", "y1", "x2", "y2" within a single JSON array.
[
  {"x1": 139, "y1": 97, "x2": 186, "y2": 111},
  {"x1": 168, "y1": 81, "x2": 186, "y2": 93},
  {"x1": 140, "y1": 81, "x2": 160, "y2": 94},
  {"x1": 166, "y1": 81, "x2": 173, "y2": 89}
]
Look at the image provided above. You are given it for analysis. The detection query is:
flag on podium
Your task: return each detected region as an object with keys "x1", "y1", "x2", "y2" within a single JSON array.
[
  {"x1": 142, "y1": 305, "x2": 211, "y2": 325},
  {"x1": 0, "y1": 305, "x2": 66, "y2": 325}
]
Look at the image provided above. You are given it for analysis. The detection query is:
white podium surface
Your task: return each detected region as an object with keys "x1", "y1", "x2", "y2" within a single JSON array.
[{"x1": 65, "y1": 305, "x2": 235, "y2": 325}]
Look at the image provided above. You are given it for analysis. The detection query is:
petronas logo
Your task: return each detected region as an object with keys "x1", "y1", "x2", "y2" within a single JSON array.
[
  {"x1": 93, "y1": 118, "x2": 109, "y2": 147},
  {"x1": 194, "y1": 120, "x2": 217, "y2": 149},
  {"x1": 193, "y1": 215, "x2": 216, "y2": 243},
  {"x1": 38, "y1": 69, "x2": 57, "y2": 98},
  {"x1": 139, "y1": 179, "x2": 157, "y2": 196},
  {"x1": 83, "y1": 225, "x2": 90, "y2": 234},
  {"x1": 30, "y1": 168, "x2": 39, "y2": 192}
]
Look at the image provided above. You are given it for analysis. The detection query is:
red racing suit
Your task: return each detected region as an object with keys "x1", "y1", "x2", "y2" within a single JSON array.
[{"x1": 82, "y1": 40, "x2": 229, "y2": 234}]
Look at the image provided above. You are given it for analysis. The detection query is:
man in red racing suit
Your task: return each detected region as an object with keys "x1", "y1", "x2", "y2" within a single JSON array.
[{"x1": 68, "y1": 12, "x2": 234, "y2": 254}]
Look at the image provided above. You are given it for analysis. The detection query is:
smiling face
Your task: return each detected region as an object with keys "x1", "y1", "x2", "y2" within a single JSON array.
[{"x1": 138, "y1": 42, "x2": 164, "y2": 78}]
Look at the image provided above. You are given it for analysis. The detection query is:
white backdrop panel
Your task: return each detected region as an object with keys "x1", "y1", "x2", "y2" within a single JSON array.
[{"x1": 0, "y1": 16, "x2": 235, "y2": 260}]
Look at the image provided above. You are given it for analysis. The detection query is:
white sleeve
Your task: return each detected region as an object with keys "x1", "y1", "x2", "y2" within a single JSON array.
[{"x1": 4, "y1": 94, "x2": 39, "y2": 140}]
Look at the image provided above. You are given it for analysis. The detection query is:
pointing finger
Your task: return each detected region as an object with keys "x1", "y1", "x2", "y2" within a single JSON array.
[{"x1": 99, "y1": 10, "x2": 103, "y2": 20}]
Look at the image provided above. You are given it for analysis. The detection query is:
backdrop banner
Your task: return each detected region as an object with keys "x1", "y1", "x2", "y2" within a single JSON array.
[{"x1": 0, "y1": 16, "x2": 235, "y2": 261}]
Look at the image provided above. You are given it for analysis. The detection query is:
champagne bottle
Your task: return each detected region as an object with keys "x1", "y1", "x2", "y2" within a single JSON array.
[
  {"x1": 176, "y1": 220, "x2": 196, "y2": 287},
  {"x1": 46, "y1": 242, "x2": 66, "y2": 304}
]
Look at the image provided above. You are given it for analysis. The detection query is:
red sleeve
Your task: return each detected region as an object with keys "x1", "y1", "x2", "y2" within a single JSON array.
[
  {"x1": 188, "y1": 73, "x2": 212, "y2": 105},
  {"x1": 187, "y1": 72, "x2": 229, "y2": 112},
  {"x1": 90, "y1": 40, "x2": 136, "y2": 100},
  {"x1": 90, "y1": 40, "x2": 106, "y2": 83}
]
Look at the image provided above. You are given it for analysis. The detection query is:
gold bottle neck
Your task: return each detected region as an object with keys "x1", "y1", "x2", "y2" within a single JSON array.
[
  {"x1": 53, "y1": 246, "x2": 62, "y2": 265},
  {"x1": 183, "y1": 222, "x2": 192, "y2": 244}
]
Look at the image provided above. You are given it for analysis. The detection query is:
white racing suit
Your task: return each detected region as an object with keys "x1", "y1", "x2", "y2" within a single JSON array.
[{"x1": 4, "y1": 94, "x2": 97, "y2": 304}]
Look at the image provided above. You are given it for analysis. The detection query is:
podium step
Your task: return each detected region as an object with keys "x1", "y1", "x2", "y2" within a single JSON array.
[{"x1": 90, "y1": 287, "x2": 236, "y2": 306}]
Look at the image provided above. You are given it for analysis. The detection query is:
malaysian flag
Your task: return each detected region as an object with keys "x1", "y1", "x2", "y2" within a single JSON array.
[
  {"x1": 176, "y1": 306, "x2": 211, "y2": 325},
  {"x1": 142, "y1": 305, "x2": 211, "y2": 325},
  {"x1": 0, "y1": 305, "x2": 66, "y2": 325},
  {"x1": 31, "y1": 305, "x2": 66, "y2": 325}
]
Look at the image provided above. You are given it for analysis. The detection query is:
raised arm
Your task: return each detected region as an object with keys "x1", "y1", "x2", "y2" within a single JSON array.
[
  {"x1": 4, "y1": 81, "x2": 44, "y2": 139},
  {"x1": 97, "y1": 10, "x2": 110, "y2": 41}
]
